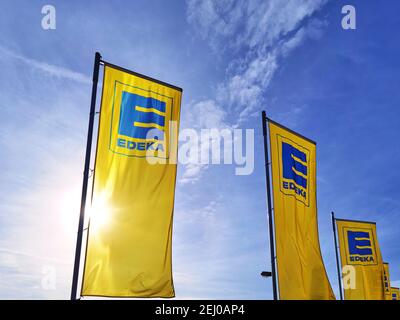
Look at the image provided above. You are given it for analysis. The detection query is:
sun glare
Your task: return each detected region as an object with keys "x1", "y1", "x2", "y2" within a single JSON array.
[{"x1": 87, "y1": 191, "x2": 113, "y2": 232}]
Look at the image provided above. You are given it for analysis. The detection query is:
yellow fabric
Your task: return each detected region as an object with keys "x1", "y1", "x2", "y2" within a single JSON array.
[
  {"x1": 383, "y1": 263, "x2": 392, "y2": 300},
  {"x1": 81, "y1": 65, "x2": 182, "y2": 297},
  {"x1": 391, "y1": 287, "x2": 400, "y2": 300},
  {"x1": 336, "y1": 219, "x2": 385, "y2": 300},
  {"x1": 268, "y1": 121, "x2": 335, "y2": 300}
]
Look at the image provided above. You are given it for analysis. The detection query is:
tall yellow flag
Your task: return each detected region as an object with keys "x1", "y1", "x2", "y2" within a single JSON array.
[
  {"x1": 268, "y1": 120, "x2": 335, "y2": 300},
  {"x1": 391, "y1": 287, "x2": 400, "y2": 300},
  {"x1": 336, "y1": 219, "x2": 385, "y2": 300},
  {"x1": 383, "y1": 263, "x2": 392, "y2": 300},
  {"x1": 81, "y1": 64, "x2": 182, "y2": 297}
]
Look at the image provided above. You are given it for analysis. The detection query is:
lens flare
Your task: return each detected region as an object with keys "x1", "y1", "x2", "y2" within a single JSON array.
[{"x1": 87, "y1": 191, "x2": 113, "y2": 232}]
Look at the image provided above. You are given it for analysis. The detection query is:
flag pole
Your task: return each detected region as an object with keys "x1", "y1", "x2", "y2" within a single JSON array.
[
  {"x1": 71, "y1": 52, "x2": 102, "y2": 300},
  {"x1": 331, "y1": 211, "x2": 343, "y2": 300},
  {"x1": 261, "y1": 111, "x2": 278, "y2": 300}
]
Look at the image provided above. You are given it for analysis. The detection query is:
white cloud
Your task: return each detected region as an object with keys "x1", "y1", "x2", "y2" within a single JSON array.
[
  {"x1": 178, "y1": 99, "x2": 231, "y2": 184},
  {"x1": 186, "y1": 0, "x2": 246, "y2": 51},
  {"x1": 240, "y1": 0, "x2": 326, "y2": 49},
  {"x1": 217, "y1": 51, "x2": 278, "y2": 124},
  {"x1": 183, "y1": 99, "x2": 227, "y2": 129},
  {"x1": 183, "y1": 0, "x2": 329, "y2": 182}
]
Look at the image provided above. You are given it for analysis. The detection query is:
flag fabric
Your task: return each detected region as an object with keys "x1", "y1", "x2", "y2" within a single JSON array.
[
  {"x1": 268, "y1": 119, "x2": 335, "y2": 300},
  {"x1": 383, "y1": 263, "x2": 392, "y2": 300},
  {"x1": 81, "y1": 64, "x2": 182, "y2": 297},
  {"x1": 391, "y1": 287, "x2": 400, "y2": 300},
  {"x1": 335, "y1": 219, "x2": 385, "y2": 300}
]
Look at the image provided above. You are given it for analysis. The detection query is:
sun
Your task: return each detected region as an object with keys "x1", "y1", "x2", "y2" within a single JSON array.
[{"x1": 86, "y1": 191, "x2": 114, "y2": 232}]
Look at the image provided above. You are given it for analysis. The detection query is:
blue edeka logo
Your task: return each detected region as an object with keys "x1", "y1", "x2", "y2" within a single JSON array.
[
  {"x1": 117, "y1": 91, "x2": 166, "y2": 153},
  {"x1": 347, "y1": 230, "x2": 375, "y2": 264},
  {"x1": 281, "y1": 142, "x2": 308, "y2": 200}
]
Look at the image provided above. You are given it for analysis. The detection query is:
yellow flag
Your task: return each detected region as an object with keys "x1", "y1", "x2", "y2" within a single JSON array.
[
  {"x1": 383, "y1": 263, "x2": 392, "y2": 300},
  {"x1": 391, "y1": 287, "x2": 400, "y2": 300},
  {"x1": 81, "y1": 64, "x2": 182, "y2": 297},
  {"x1": 268, "y1": 120, "x2": 335, "y2": 300},
  {"x1": 335, "y1": 219, "x2": 385, "y2": 300}
]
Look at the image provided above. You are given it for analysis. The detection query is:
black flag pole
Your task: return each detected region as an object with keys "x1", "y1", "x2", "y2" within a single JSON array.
[
  {"x1": 261, "y1": 111, "x2": 278, "y2": 300},
  {"x1": 331, "y1": 211, "x2": 344, "y2": 300},
  {"x1": 71, "y1": 52, "x2": 102, "y2": 300}
]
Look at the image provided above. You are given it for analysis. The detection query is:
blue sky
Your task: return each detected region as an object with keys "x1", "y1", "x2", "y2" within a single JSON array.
[{"x1": 0, "y1": 0, "x2": 399, "y2": 299}]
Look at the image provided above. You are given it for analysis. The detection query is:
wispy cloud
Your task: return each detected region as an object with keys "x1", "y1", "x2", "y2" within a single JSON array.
[
  {"x1": 0, "y1": 45, "x2": 91, "y2": 84},
  {"x1": 0, "y1": 157, "x2": 83, "y2": 299},
  {"x1": 0, "y1": 43, "x2": 91, "y2": 298},
  {"x1": 173, "y1": 196, "x2": 269, "y2": 299},
  {"x1": 187, "y1": 0, "x2": 327, "y2": 51},
  {"x1": 0, "y1": 247, "x2": 69, "y2": 265},
  {"x1": 0, "y1": 247, "x2": 72, "y2": 299}
]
